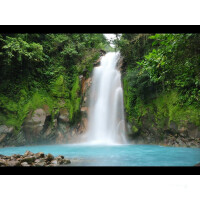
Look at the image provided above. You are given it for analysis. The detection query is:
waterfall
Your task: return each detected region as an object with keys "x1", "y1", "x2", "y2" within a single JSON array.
[{"x1": 86, "y1": 52, "x2": 127, "y2": 144}]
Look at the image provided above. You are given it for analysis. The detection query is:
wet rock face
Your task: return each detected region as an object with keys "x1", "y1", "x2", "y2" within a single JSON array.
[
  {"x1": 58, "y1": 108, "x2": 70, "y2": 124},
  {"x1": 78, "y1": 77, "x2": 92, "y2": 134},
  {"x1": 0, "y1": 151, "x2": 71, "y2": 167},
  {"x1": 23, "y1": 108, "x2": 46, "y2": 143},
  {"x1": 0, "y1": 125, "x2": 25, "y2": 147},
  {"x1": 0, "y1": 125, "x2": 14, "y2": 144},
  {"x1": 129, "y1": 113, "x2": 200, "y2": 148}
]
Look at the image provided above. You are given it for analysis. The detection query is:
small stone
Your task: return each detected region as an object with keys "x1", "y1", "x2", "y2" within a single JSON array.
[
  {"x1": 0, "y1": 159, "x2": 6, "y2": 166},
  {"x1": 47, "y1": 164, "x2": 56, "y2": 167},
  {"x1": 58, "y1": 155, "x2": 64, "y2": 159},
  {"x1": 62, "y1": 159, "x2": 71, "y2": 164},
  {"x1": 21, "y1": 156, "x2": 36, "y2": 164},
  {"x1": 51, "y1": 160, "x2": 58, "y2": 165},
  {"x1": 7, "y1": 160, "x2": 20, "y2": 166},
  {"x1": 12, "y1": 154, "x2": 21, "y2": 159},
  {"x1": 24, "y1": 151, "x2": 34, "y2": 157},
  {"x1": 35, "y1": 152, "x2": 45, "y2": 159},
  {"x1": 21, "y1": 162, "x2": 30, "y2": 167},
  {"x1": 34, "y1": 158, "x2": 46, "y2": 166},
  {"x1": 56, "y1": 156, "x2": 64, "y2": 164},
  {"x1": 35, "y1": 161, "x2": 46, "y2": 167},
  {"x1": 46, "y1": 153, "x2": 54, "y2": 162}
]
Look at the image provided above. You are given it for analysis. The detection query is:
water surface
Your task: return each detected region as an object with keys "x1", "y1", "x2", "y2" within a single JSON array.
[{"x1": 0, "y1": 144, "x2": 200, "y2": 166}]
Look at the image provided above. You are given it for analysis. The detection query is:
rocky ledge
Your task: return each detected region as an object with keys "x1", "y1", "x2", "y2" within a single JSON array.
[{"x1": 0, "y1": 151, "x2": 71, "y2": 167}]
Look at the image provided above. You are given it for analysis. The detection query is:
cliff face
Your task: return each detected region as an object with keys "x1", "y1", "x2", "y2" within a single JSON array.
[{"x1": 0, "y1": 51, "x2": 105, "y2": 148}]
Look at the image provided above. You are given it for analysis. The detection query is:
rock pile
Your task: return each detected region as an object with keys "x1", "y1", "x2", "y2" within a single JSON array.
[{"x1": 0, "y1": 151, "x2": 71, "y2": 167}]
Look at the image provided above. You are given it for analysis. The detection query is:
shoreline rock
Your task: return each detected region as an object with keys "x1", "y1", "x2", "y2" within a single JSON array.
[{"x1": 0, "y1": 151, "x2": 71, "y2": 167}]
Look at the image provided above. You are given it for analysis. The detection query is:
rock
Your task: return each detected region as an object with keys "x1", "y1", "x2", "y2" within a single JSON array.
[
  {"x1": 56, "y1": 157, "x2": 63, "y2": 165},
  {"x1": 35, "y1": 152, "x2": 45, "y2": 159},
  {"x1": 24, "y1": 150, "x2": 34, "y2": 157},
  {"x1": 21, "y1": 162, "x2": 30, "y2": 167},
  {"x1": 195, "y1": 162, "x2": 200, "y2": 166},
  {"x1": 6, "y1": 160, "x2": 20, "y2": 166},
  {"x1": 187, "y1": 123, "x2": 200, "y2": 138},
  {"x1": 0, "y1": 159, "x2": 6, "y2": 166},
  {"x1": 0, "y1": 133, "x2": 7, "y2": 143},
  {"x1": 81, "y1": 107, "x2": 88, "y2": 112},
  {"x1": 51, "y1": 160, "x2": 58, "y2": 165},
  {"x1": 58, "y1": 155, "x2": 64, "y2": 159},
  {"x1": 62, "y1": 159, "x2": 71, "y2": 164},
  {"x1": 0, "y1": 152, "x2": 70, "y2": 167},
  {"x1": 12, "y1": 154, "x2": 21, "y2": 159},
  {"x1": 23, "y1": 109, "x2": 46, "y2": 143},
  {"x1": 21, "y1": 156, "x2": 36, "y2": 164},
  {"x1": 58, "y1": 108, "x2": 70, "y2": 124},
  {"x1": 46, "y1": 153, "x2": 54, "y2": 162},
  {"x1": 34, "y1": 159, "x2": 46, "y2": 166},
  {"x1": 78, "y1": 118, "x2": 88, "y2": 134},
  {"x1": 0, "y1": 125, "x2": 14, "y2": 146},
  {"x1": 100, "y1": 49, "x2": 106, "y2": 56},
  {"x1": 56, "y1": 156, "x2": 64, "y2": 164},
  {"x1": 178, "y1": 139, "x2": 186, "y2": 146},
  {"x1": 0, "y1": 125, "x2": 14, "y2": 135}
]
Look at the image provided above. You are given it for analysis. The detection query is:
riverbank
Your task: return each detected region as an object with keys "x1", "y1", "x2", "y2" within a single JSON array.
[{"x1": 0, "y1": 150, "x2": 71, "y2": 167}]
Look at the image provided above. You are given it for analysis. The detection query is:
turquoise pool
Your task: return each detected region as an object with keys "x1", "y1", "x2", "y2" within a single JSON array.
[{"x1": 0, "y1": 144, "x2": 200, "y2": 166}]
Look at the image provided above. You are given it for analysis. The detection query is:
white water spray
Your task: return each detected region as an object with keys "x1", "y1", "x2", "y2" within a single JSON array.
[{"x1": 86, "y1": 52, "x2": 127, "y2": 144}]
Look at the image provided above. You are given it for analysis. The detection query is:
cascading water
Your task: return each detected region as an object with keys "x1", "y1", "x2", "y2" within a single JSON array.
[{"x1": 86, "y1": 52, "x2": 127, "y2": 144}]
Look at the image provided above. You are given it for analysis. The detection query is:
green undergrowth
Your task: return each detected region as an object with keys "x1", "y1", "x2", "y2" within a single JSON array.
[
  {"x1": 124, "y1": 90, "x2": 200, "y2": 131},
  {"x1": 0, "y1": 90, "x2": 54, "y2": 131},
  {"x1": 0, "y1": 49, "x2": 101, "y2": 132}
]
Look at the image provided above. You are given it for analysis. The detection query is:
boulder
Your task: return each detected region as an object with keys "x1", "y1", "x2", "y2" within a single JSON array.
[
  {"x1": 58, "y1": 155, "x2": 64, "y2": 159},
  {"x1": 11, "y1": 154, "x2": 21, "y2": 159},
  {"x1": 58, "y1": 108, "x2": 70, "y2": 124},
  {"x1": 56, "y1": 156, "x2": 64, "y2": 164},
  {"x1": 21, "y1": 162, "x2": 30, "y2": 167},
  {"x1": 63, "y1": 159, "x2": 71, "y2": 164},
  {"x1": 0, "y1": 125, "x2": 14, "y2": 145},
  {"x1": 35, "y1": 152, "x2": 45, "y2": 159},
  {"x1": 23, "y1": 108, "x2": 46, "y2": 143},
  {"x1": 0, "y1": 125, "x2": 14, "y2": 135},
  {"x1": 24, "y1": 150, "x2": 34, "y2": 157},
  {"x1": 0, "y1": 133, "x2": 7, "y2": 143},
  {"x1": 6, "y1": 160, "x2": 20, "y2": 166},
  {"x1": 0, "y1": 159, "x2": 6, "y2": 166},
  {"x1": 46, "y1": 153, "x2": 54, "y2": 162},
  {"x1": 35, "y1": 159, "x2": 46, "y2": 166},
  {"x1": 21, "y1": 156, "x2": 36, "y2": 164},
  {"x1": 51, "y1": 160, "x2": 58, "y2": 165}
]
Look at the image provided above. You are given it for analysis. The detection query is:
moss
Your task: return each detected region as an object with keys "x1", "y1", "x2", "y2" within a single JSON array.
[
  {"x1": 129, "y1": 90, "x2": 200, "y2": 131},
  {"x1": 151, "y1": 91, "x2": 200, "y2": 127},
  {"x1": 132, "y1": 125, "x2": 138, "y2": 133},
  {"x1": 67, "y1": 76, "x2": 81, "y2": 122},
  {"x1": 0, "y1": 90, "x2": 56, "y2": 131}
]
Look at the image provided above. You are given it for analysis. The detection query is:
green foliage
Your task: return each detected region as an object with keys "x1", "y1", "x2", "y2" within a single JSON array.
[
  {"x1": 2, "y1": 36, "x2": 45, "y2": 64},
  {"x1": 118, "y1": 33, "x2": 200, "y2": 133},
  {"x1": 50, "y1": 75, "x2": 69, "y2": 98},
  {"x1": 0, "y1": 33, "x2": 107, "y2": 130}
]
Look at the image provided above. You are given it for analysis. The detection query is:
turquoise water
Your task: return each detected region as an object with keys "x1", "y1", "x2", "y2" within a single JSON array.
[{"x1": 0, "y1": 144, "x2": 200, "y2": 166}]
